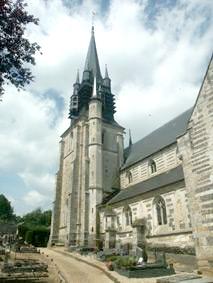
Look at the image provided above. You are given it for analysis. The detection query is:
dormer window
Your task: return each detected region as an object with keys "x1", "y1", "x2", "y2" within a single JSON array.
[
  {"x1": 149, "y1": 159, "x2": 157, "y2": 174},
  {"x1": 126, "y1": 171, "x2": 133, "y2": 184}
]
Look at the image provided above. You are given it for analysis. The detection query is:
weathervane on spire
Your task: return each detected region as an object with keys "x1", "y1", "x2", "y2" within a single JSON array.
[{"x1": 92, "y1": 11, "x2": 96, "y2": 33}]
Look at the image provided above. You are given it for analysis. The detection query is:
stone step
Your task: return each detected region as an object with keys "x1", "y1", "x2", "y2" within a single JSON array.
[
  {"x1": 157, "y1": 273, "x2": 201, "y2": 283},
  {"x1": 157, "y1": 274, "x2": 213, "y2": 283},
  {"x1": 180, "y1": 278, "x2": 213, "y2": 283}
]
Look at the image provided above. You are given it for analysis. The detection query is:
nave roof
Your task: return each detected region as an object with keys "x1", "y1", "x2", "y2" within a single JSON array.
[
  {"x1": 107, "y1": 165, "x2": 184, "y2": 205},
  {"x1": 123, "y1": 108, "x2": 193, "y2": 170}
]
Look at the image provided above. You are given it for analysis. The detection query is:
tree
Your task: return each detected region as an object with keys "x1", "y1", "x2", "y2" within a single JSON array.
[
  {"x1": 0, "y1": 0, "x2": 40, "y2": 98},
  {"x1": 18, "y1": 208, "x2": 52, "y2": 247},
  {"x1": 22, "y1": 208, "x2": 51, "y2": 226},
  {"x1": 0, "y1": 194, "x2": 15, "y2": 223}
]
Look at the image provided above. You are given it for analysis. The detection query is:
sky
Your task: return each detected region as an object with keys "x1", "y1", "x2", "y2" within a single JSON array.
[{"x1": 0, "y1": 0, "x2": 212, "y2": 215}]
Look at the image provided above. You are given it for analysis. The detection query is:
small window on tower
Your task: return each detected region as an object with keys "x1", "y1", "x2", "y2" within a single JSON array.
[
  {"x1": 102, "y1": 131, "x2": 105, "y2": 144},
  {"x1": 91, "y1": 227, "x2": 94, "y2": 232}
]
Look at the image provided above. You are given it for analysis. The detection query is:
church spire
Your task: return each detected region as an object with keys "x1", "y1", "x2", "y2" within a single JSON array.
[
  {"x1": 70, "y1": 26, "x2": 116, "y2": 121},
  {"x1": 84, "y1": 25, "x2": 102, "y2": 81}
]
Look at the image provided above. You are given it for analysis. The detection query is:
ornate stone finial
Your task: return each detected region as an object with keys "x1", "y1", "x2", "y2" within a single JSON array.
[
  {"x1": 76, "y1": 69, "x2": 80, "y2": 84},
  {"x1": 105, "y1": 64, "x2": 109, "y2": 78},
  {"x1": 92, "y1": 76, "x2": 97, "y2": 97},
  {"x1": 129, "y1": 129, "x2": 133, "y2": 147}
]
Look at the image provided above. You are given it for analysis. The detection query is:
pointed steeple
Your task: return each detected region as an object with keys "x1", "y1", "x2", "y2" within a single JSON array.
[
  {"x1": 70, "y1": 26, "x2": 116, "y2": 121},
  {"x1": 84, "y1": 26, "x2": 102, "y2": 81}
]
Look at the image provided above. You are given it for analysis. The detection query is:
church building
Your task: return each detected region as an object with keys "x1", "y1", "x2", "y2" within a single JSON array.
[{"x1": 49, "y1": 26, "x2": 213, "y2": 273}]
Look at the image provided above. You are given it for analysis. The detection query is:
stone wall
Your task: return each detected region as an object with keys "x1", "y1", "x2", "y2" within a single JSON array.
[
  {"x1": 51, "y1": 104, "x2": 124, "y2": 247},
  {"x1": 100, "y1": 180, "x2": 193, "y2": 252},
  {"x1": 102, "y1": 122, "x2": 124, "y2": 192},
  {"x1": 178, "y1": 56, "x2": 213, "y2": 272},
  {"x1": 56, "y1": 118, "x2": 90, "y2": 246}
]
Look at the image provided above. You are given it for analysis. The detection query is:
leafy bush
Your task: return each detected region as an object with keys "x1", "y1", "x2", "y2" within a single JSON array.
[
  {"x1": 105, "y1": 255, "x2": 119, "y2": 262},
  {"x1": 115, "y1": 256, "x2": 137, "y2": 270},
  {"x1": 18, "y1": 224, "x2": 50, "y2": 247},
  {"x1": 25, "y1": 230, "x2": 33, "y2": 244},
  {"x1": 17, "y1": 209, "x2": 51, "y2": 247},
  {"x1": 0, "y1": 194, "x2": 15, "y2": 223}
]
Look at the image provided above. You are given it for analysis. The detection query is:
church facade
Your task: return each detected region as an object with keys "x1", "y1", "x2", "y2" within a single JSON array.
[{"x1": 49, "y1": 27, "x2": 213, "y2": 273}]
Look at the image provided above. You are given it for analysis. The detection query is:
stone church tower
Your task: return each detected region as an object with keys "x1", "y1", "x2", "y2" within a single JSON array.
[{"x1": 49, "y1": 26, "x2": 124, "y2": 247}]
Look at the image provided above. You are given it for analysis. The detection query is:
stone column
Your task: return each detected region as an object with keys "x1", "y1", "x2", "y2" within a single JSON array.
[
  {"x1": 132, "y1": 220, "x2": 146, "y2": 255},
  {"x1": 104, "y1": 229, "x2": 116, "y2": 249},
  {"x1": 48, "y1": 141, "x2": 64, "y2": 246},
  {"x1": 88, "y1": 81, "x2": 103, "y2": 248}
]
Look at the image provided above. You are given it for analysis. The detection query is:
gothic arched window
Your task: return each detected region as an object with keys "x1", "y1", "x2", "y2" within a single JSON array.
[
  {"x1": 123, "y1": 205, "x2": 132, "y2": 226},
  {"x1": 149, "y1": 159, "x2": 157, "y2": 174},
  {"x1": 154, "y1": 196, "x2": 167, "y2": 225}
]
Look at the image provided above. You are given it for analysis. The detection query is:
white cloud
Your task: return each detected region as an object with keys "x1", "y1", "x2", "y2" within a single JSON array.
[
  {"x1": 0, "y1": 0, "x2": 212, "y2": 214},
  {"x1": 23, "y1": 190, "x2": 47, "y2": 207},
  {"x1": 19, "y1": 172, "x2": 55, "y2": 193}
]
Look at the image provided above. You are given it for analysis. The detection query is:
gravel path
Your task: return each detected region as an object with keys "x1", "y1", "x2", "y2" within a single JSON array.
[{"x1": 41, "y1": 248, "x2": 112, "y2": 283}]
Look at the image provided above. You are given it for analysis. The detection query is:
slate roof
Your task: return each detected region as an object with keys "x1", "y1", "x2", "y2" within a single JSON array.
[
  {"x1": 107, "y1": 165, "x2": 184, "y2": 205},
  {"x1": 122, "y1": 108, "x2": 193, "y2": 170}
]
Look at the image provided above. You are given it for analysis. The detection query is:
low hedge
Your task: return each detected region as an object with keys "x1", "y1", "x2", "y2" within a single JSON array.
[{"x1": 18, "y1": 224, "x2": 50, "y2": 247}]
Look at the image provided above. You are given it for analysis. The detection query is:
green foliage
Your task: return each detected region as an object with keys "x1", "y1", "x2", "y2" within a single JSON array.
[
  {"x1": 26, "y1": 227, "x2": 49, "y2": 247},
  {"x1": 115, "y1": 256, "x2": 137, "y2": 270},
  {"x1": 17, "y1": 208, "x2": 51, "y2": 247},
  {"x1": 22, "y1": 208, "x2": 51, "y2": 227},
  {"x1": 18, "y1": 224, "x2": 50, "y2": 247},
  {"x1": 0, "y1": 0, "x2": 41, "y2": 97},
  {"x1": 105, "y1": 255, "x2": 119, "y2": 262},
  {"x1": 0, "y1": 194, "x2": 51, "y2": 247},
  {"x1": 0, "y1": 194, "x2": 15, "y2": 223},
  {"x1": 25, "y1": 230, "x2": 33, "y2": 244},
  {"x1": 18, "y1": 223, "x2": 29, "y2": 240}
]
